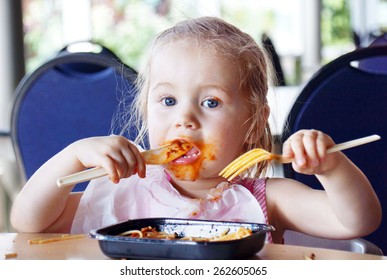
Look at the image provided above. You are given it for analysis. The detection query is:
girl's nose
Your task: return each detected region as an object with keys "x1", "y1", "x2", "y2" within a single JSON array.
[{"x1": 175, "y1": 111, "x2": 199, "y2": 130}]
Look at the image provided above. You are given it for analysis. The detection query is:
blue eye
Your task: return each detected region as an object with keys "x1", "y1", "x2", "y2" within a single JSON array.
[
  {"x1": 162, "y1": 97, "x2": 176, "y2": 106},
  {"x1": 202, "y1": 98, "x2": 219, "y2": 108}
]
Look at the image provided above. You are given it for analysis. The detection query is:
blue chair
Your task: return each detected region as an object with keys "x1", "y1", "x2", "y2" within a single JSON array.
[
  {"x1": 282, "y1": 45, "x2": 387, "y2": 254},
  {"x1": 358, "y1": 33, "x2": 387, "y2": 74},
  {"x1": 11, "y1": 42, "x2": 137, "y2": 192}
]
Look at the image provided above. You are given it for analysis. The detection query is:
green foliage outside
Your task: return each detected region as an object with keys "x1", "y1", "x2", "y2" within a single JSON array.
[
  {"x1": 321, "y1": 0, "x2": 352, "y2": 46},
  {"x1": 23, "y1": 0, "x2": 354, "y2": 74}
]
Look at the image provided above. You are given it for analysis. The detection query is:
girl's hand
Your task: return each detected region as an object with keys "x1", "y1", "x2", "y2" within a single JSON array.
[
  {"x1": 68, "y1": 135, "x2": 146, "y2": 183},
  {"x1": 282, "y1": 129, "x2": 339, "y2": 175}
]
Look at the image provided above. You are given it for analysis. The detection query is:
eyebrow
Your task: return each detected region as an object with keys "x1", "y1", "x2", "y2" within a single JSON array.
[
  {"x1": 150, "y1": 82, "x2": 173, "y2": 92},
  {"x1": 150, "y1": 82, "x2": 236, "y2": 97},
  {"x1": 201, "y1": 84, "x2": 235, "y2": 96}
]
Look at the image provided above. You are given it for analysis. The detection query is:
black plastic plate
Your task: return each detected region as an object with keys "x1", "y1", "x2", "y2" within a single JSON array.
[{"x1": 89, "y1": 218, "x2": 274, "y2": 260}]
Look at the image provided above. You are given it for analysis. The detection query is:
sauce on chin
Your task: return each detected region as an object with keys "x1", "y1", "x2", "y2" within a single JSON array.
[{"x1": 165, "y1": 142, "x2": 216, "y2": 181}]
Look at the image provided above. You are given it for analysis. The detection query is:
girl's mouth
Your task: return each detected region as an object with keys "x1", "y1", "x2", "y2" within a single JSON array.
[{"x1": 172, "y1": 146, "x2": 201, "y2": 164}]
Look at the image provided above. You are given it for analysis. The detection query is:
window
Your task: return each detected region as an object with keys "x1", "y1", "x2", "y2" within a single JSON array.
[{"x1": 22, "y1": 0, "x2": 304, "y2": 85}]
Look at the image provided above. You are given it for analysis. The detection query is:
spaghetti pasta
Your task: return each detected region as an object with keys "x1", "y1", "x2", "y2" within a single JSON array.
[
  {"x1": 28, "y1": 234, "x2": 85, "y2": 244},
  {"x1": 119, "y1": 226, "x2": 252, "y2": 242}
]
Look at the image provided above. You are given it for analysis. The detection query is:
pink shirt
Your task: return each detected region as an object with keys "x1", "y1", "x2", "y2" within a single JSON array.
[{"x1": 71, "y1": 165, "x2": 272, "y2": 242}]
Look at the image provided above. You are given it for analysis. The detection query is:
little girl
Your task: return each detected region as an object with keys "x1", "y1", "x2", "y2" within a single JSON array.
[{"x1": 11, "y1": 17, "x2": 381, "y2": 244}]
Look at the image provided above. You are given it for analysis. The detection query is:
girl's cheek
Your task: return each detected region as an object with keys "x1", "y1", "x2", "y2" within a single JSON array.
[{"x1": 147, "y1": 124, "x2": 164, "y2": 147}]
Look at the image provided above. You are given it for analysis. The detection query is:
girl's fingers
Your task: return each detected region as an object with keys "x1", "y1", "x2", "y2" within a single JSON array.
[
  {"x1": 302, "y1": 130, "x2": 320, "y2": 167},
  {"x1": 74, "y1": 135, "x2": 148, "y2": 182},
  {"x1": 127, "y1": 143, "x2": 146, "y2": 178},
  {"x1": 118, "y1": 145, "x2": 141, "y2": 178},
  {"x1": 99, "y1": 156, "x2": 120, "y2": 184},
  {"x1": 98, "y1": 137, "x2": 140, "y2": 182},
  {"x1": 288, "y1": 132, "x2": 307, "y2": 167},
  {"x1": 284, "y1": 130, "x2": 338, "y2": 174},
  {"x1": 316, "y1": 131, "x2": 329, "y2": 159},
  {"x1": 110, "y1": 141, "x2": 146, "y2": 180}
]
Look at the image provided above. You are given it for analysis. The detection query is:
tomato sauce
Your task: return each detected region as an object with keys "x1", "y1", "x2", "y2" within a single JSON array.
[{"x1": 166, "y1": 141, "x2": 216, "y2": 181}]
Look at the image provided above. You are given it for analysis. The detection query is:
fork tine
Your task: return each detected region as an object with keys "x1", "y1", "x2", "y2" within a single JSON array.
[
  {"x1": 221, "y1": 152, "x2": 265, "y2": 178},
  {"x1": 220, "y1": 134, "x2": 381, "y2": 181},
  {"x1": 225, "y1": 153, "x2": 269, "y2": 181},
  {"x1": 220, "y1": 149, "x2": 271, "y2": 181},
  {"x1": 218, "y1": 149, "x2": 263, "y2": 176}
]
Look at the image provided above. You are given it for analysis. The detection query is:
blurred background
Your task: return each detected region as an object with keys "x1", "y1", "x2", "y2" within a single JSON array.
[{"x1": 0, "y1": 0, "x2": 386, "y2": 231}]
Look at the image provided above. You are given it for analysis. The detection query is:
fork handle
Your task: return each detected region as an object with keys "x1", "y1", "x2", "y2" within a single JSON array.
[
  {"x1": 57, "y1": 166, "x2": 106, "y2": 188},
  {"x1": 326, "y1": 134, "x2": 380, "y2": 153},
  {"x1": 281, "y1": 134, "x2": 381, "y2": 164}
]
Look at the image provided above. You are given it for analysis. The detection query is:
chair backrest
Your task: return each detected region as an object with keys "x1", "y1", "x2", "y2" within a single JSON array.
[
  {"x1": 11, "y1": 43, "x2": 137, "y2": 192},
  {"x1": 282, "y1": 45, "x2": 387, "y2": 254},
  {"x1": 358, "y1": 33, "x2": 387, "y2": 74}
]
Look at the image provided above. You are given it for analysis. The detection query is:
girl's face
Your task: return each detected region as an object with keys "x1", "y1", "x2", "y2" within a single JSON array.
[{"x1": 147, "y1": 41, "x2": 252, "y2": 181}]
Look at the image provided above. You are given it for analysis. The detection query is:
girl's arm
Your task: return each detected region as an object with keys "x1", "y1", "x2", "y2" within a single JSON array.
[
  {"x1": 267, "y1": 130, "x2": 382, "y2": 240},
  {"x1": 10, "y1": 135, "x2": 146, "y2": 233}
]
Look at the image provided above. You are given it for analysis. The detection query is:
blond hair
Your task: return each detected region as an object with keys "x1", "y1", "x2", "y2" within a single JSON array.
[{"x1": 128, "y1": 17, "x2": 273, "y2": 178}]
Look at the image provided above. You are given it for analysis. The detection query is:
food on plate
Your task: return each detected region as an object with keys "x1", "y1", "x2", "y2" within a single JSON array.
[{"x1": 119, "y1": 226, "x2": 253, "y2": 242}]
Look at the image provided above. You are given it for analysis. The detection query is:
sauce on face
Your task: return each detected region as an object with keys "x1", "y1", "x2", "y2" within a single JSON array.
[
  {"x1": 165, "y1": 141, "x2": 216, "y2": 181},
  {"x1": 164, "y1": 139, "x2": 192, "y2": 162},
  {"x1": 144, "y1": 139, "x2": 193, "y2": 164}
]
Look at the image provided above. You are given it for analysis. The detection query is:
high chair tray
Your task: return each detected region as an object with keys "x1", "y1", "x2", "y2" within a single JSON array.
[{"x1": 89, "y1": 218, "x2": 274, "y2": 260}]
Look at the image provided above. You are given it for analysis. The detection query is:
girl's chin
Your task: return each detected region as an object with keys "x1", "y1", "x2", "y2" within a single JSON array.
[
  {"x1": 165, "y1": 159, "x2": 202, "y2": 181},
  {"x1": 169, "y1": 170, "x2": 197, "y2": 181},
  {"x1": 168, "y1": 170, "x2": 222, "y2": 182}
]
